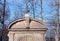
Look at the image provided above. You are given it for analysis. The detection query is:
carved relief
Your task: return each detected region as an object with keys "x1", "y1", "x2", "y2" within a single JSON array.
[
  {"x1": 14, "y1": 34, "x2": 41, "y2": 41},
  {"x1": 19, "y1": 36, "x2": 36, "y2": 41}
]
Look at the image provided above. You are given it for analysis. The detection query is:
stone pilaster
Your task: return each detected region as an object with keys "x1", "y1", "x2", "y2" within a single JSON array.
[{"x1": 8, "y1": 32, "x2": 15, "y2": 41}]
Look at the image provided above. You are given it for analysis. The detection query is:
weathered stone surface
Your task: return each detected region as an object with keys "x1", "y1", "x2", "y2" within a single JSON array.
[
  {"x1": 8, "y1": 15, "x2": 47, "y2": 41},
  {"x1": 8, "y1": 18, "x2": 46, "y2": 29}
]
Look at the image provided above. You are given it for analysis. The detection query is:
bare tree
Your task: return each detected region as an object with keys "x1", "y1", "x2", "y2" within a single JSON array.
[
  {"x1": 40, "y1": 0, "x2": 43, "y2": 21},
  {"x1": 25, "y1": 0, "x2": 35, "y2": 18},
  {"x1": 55, "y1": 0, "x2": 59, "y2": 41}
]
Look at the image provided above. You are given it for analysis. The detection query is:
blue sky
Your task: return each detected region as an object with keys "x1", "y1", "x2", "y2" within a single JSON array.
[
  {"x1": 5, "y1": 0, "x2": 60, "y2": 25},
  {"x1": 6, "y1": 0, "x2": 50, "y2": 20},
  {"x1": 3, "y1": 0, "x2": 60, "y2": 38}
]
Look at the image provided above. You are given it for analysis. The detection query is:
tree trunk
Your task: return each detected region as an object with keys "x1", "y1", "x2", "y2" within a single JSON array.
[
  {"x1": 40, "y1": 0, "x2": 43, "y2": 21},
  {"x1": 55, "y1": 0, "x2": 59, "y2": 41}
]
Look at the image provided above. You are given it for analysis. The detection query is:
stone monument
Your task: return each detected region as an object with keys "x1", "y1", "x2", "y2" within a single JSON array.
[{"x1": 8, "y1": 14, "x2": 47, "y2": 41}]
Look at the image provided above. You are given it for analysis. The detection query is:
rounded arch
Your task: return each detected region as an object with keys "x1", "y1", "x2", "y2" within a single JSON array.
[
  {"x1": 8, "y1": 18, "x2": 46, "y2": 29},
  {"x1": 8, "y1": 19, "x2": 25, "y2": 29}
]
